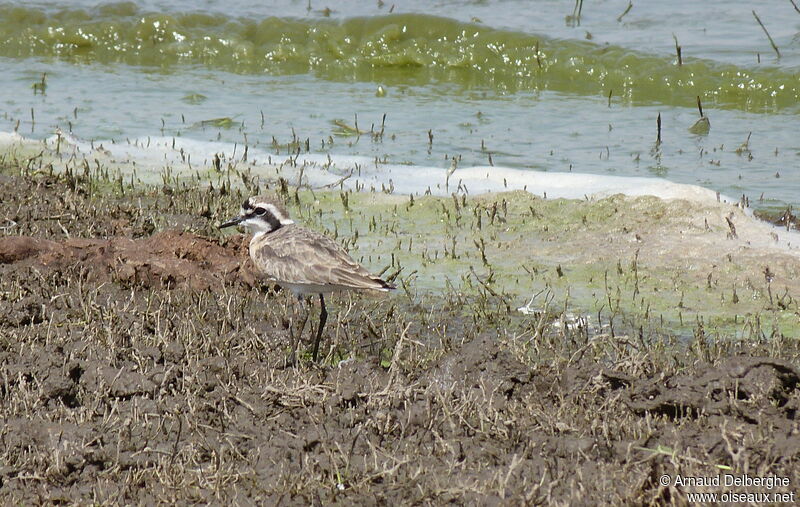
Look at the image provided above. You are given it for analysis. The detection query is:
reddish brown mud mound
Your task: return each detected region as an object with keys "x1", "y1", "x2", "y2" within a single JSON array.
[{"x1": 0, "y1": 230, "x2": 261, "y2": 290}]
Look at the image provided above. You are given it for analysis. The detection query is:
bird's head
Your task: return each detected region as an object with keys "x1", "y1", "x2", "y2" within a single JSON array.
[{"x1": 220, "y1": 195, "x2": 294, "y2": 235}]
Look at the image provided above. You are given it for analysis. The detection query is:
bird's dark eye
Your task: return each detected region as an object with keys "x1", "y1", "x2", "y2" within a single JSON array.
[{"x1": 254, "y1": 207, "x2": 267, "y2": 216}]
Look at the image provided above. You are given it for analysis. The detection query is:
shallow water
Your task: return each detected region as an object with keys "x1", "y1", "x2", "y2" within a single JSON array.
[{"x1": 1, "y1": 1, "x2": 799, "y2": 211}]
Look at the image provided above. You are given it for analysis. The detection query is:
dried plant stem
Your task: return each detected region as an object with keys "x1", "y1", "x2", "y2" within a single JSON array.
[{"x1": 752, "y1": 10, "x2": 781, "y2": 58}]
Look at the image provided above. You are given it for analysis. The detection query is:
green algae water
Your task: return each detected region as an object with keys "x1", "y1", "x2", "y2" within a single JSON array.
[{"x1": 1, "y1": 1, "x2": 799, "y2": 210}]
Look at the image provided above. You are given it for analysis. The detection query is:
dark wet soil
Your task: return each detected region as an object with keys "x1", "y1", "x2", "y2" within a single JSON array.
[
  {"x1": 1, "y1": 167, "x2": 799, "y2": 504},
  {"x1": 754, "y1": 206, "x2": 800, "y2": 231}
]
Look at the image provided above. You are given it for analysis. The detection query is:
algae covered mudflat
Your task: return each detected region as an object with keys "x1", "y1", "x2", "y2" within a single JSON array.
[
  {"x1": 1, "y1": 137, "x2": 798, "y2": 504},
  {"x1": 4, "y1": 131, "x2": 800, "y2": 339}
]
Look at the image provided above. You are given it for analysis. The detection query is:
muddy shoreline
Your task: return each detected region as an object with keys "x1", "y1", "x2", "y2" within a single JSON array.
[{"x1": 1, "y1": 164, "x2": 798, "y2": 504}]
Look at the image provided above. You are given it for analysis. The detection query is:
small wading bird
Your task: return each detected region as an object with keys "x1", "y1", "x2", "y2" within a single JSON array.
[{"x1": 220, "y1": 195, "x2": 395, "y2": 361}]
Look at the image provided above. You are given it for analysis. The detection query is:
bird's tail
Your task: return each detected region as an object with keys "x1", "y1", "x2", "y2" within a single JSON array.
[{"x1": 375, "y1": 277, "x2": 396, "y2": 291}]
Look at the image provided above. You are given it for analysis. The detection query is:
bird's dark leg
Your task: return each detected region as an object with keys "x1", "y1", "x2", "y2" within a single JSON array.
[{"x1": 311, "y1": 293, "x2": 327, "y2": 362}]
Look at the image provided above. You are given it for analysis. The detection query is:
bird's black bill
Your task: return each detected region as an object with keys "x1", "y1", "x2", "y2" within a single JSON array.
[{"x1": 220, "y1": 215, "x2": 244, "y2": 229}]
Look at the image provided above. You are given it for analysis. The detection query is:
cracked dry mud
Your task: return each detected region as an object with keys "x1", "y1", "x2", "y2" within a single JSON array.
[{"x1": 0, "y1": 169, "x2": 798, "y2": 504}]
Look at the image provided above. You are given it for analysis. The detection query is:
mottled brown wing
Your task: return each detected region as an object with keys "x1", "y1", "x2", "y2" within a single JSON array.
[{"x1": 251, "y1": 226, "x2": 390, "y2": 290}]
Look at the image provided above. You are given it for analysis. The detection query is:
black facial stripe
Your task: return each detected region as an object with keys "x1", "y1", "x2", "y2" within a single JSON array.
[
  {"x1": 248, "y1": 205, "x2": 282, "y2": 231},
  {"x1": 242, "y1": 199, "x2": 253, "y2": 210},
  {"x1": 263, "y1": 210, "x2": 282, "y2": 231}
]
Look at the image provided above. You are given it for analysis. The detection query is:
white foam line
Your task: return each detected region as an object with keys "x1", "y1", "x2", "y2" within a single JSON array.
[
  {"x1": 6, "y1": 131, "x2": 800, "y2": 252},
  {"x1": 0, "y1": 131, "x2": 738, "y2": 205},
  {"x1": 291, "y1": 154, "x2": 733, "y2": 206}
]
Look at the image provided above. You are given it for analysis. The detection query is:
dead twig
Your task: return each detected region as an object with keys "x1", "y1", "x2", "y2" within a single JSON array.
[
  {"x1": 725, "y1": 215, "x2": 738, "y2": 239},
  {"x1": 673, "y1": 34, "x2": 682, "y2": 66},
  {"x1": 752, "y1": 10, "x2": 781, "y2": 58},
  {"x1": 617, "y1": 2, "x2": 633, "y2": 22}
]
